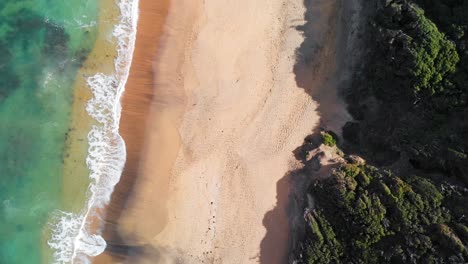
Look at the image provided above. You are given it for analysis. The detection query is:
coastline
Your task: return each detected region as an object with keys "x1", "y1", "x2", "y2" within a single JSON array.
[
  {"x1": 92, "y1": 0, "x2": 173, "y2": 262},
  {"x1": 48, "y1": 0, "x2": 119, "y2": 262},
  {"x1": 111, "y1": 0, "x2": 199, "y2": 250},
  {"x1": 34, "y1": 0, "x2": 468, "y2": 262},
  {"x1": 62, "y1": 0, "x2": 119, "y2": 217},
  {"x1": 48, "y1": 0, "x2": 140, "y2": 262}
]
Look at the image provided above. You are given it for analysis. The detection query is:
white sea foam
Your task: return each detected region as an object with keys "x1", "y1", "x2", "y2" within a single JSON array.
[{"x1": 48, "y1": 0, "x2": 139, "y2": 263}]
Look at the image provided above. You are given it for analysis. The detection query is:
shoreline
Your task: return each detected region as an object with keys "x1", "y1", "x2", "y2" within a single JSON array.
[
  {"x1": 49, "y1": 0, "x2": 140, "y2": 262},
  {"x1": 93, "y1": 0, "x2": 173, "y2": 262},
  {"x1": 50, "y1": 0, "x2": 120, "y2": 262},
  {"x1": 61, "y1": 0, "x2": 119, "y2": 217}
]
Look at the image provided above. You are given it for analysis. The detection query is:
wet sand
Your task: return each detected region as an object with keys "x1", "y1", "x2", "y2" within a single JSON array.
[{"x1": 92, "y1": 0, "x2": 171, "y2": 262}]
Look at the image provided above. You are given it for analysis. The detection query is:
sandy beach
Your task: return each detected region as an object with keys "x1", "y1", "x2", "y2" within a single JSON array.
[
  {"x1": 92, "y1": 0, "x2": 171, "y2": 262},
  {"x1": 97, "y1": 0, "x2": 347, "y2": 263}
]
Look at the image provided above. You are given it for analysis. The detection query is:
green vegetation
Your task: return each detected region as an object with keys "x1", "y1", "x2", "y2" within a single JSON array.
[
  {"x1": 295, "y1": 0, "x2": 468, "y2": 263},
  {"x1": 321, "y1": 131, "x2": 337, "y2": 147},
  {"x1": 345, "y1": 0, "x2": 468, "y2": 179},
  {"x1": 374, "y1": 2, "x2": 459, "y2": 95},
  {"x1": 301, "y1": 162, "x2": 468, "y2": 263},
  {"x1": 409, "y1": 7, "x2": 459, "y2": 94}
]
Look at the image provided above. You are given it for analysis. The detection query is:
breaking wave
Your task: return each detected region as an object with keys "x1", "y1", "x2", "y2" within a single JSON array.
[{"x1": 48, "y1": 0, "x2": 139, "y2": 263}]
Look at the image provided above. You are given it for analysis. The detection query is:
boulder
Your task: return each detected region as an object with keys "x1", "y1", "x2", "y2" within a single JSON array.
[{"x1": 347, "y1": 155, "x2": 366, "y2": 166}]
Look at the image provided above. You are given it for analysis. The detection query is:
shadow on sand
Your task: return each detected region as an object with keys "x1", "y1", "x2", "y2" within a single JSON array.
[{"x1": 260, "y1": 0, "x2": 355, "y2": 263}]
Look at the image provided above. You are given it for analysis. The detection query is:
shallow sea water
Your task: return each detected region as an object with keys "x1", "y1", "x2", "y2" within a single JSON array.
[{"x1": 0, "y1": 0, "x2": 99, "y2": 262}]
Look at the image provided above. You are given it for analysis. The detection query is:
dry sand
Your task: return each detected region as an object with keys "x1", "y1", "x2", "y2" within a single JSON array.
[{"x1": 99, "y1": 0, "x2": 348, "y2": 263}]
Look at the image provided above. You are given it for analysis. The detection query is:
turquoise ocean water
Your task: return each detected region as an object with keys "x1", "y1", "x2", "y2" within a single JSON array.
[{"x1": 0, "y1": 0, "x2": 100, "y2": 262}]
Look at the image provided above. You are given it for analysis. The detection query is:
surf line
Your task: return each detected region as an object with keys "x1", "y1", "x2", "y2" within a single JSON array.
[{"x1": 48, "y1": 0, "x2": 139, "y2": 263}]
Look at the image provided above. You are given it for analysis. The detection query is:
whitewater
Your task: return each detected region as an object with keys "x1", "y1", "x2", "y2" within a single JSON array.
[{"x1": 47, "y1": 0, "x2": 139, "y2": 263}]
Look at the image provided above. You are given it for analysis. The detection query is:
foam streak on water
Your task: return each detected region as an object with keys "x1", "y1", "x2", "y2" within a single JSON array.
[{"x1": 48, "y1": 0, "x2": 139, "y2": 263}]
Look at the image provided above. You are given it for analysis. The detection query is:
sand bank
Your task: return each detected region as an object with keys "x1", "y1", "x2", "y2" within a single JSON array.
[{"x1": 98, "y1": 0, "x2": 348, "y2": 263}]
